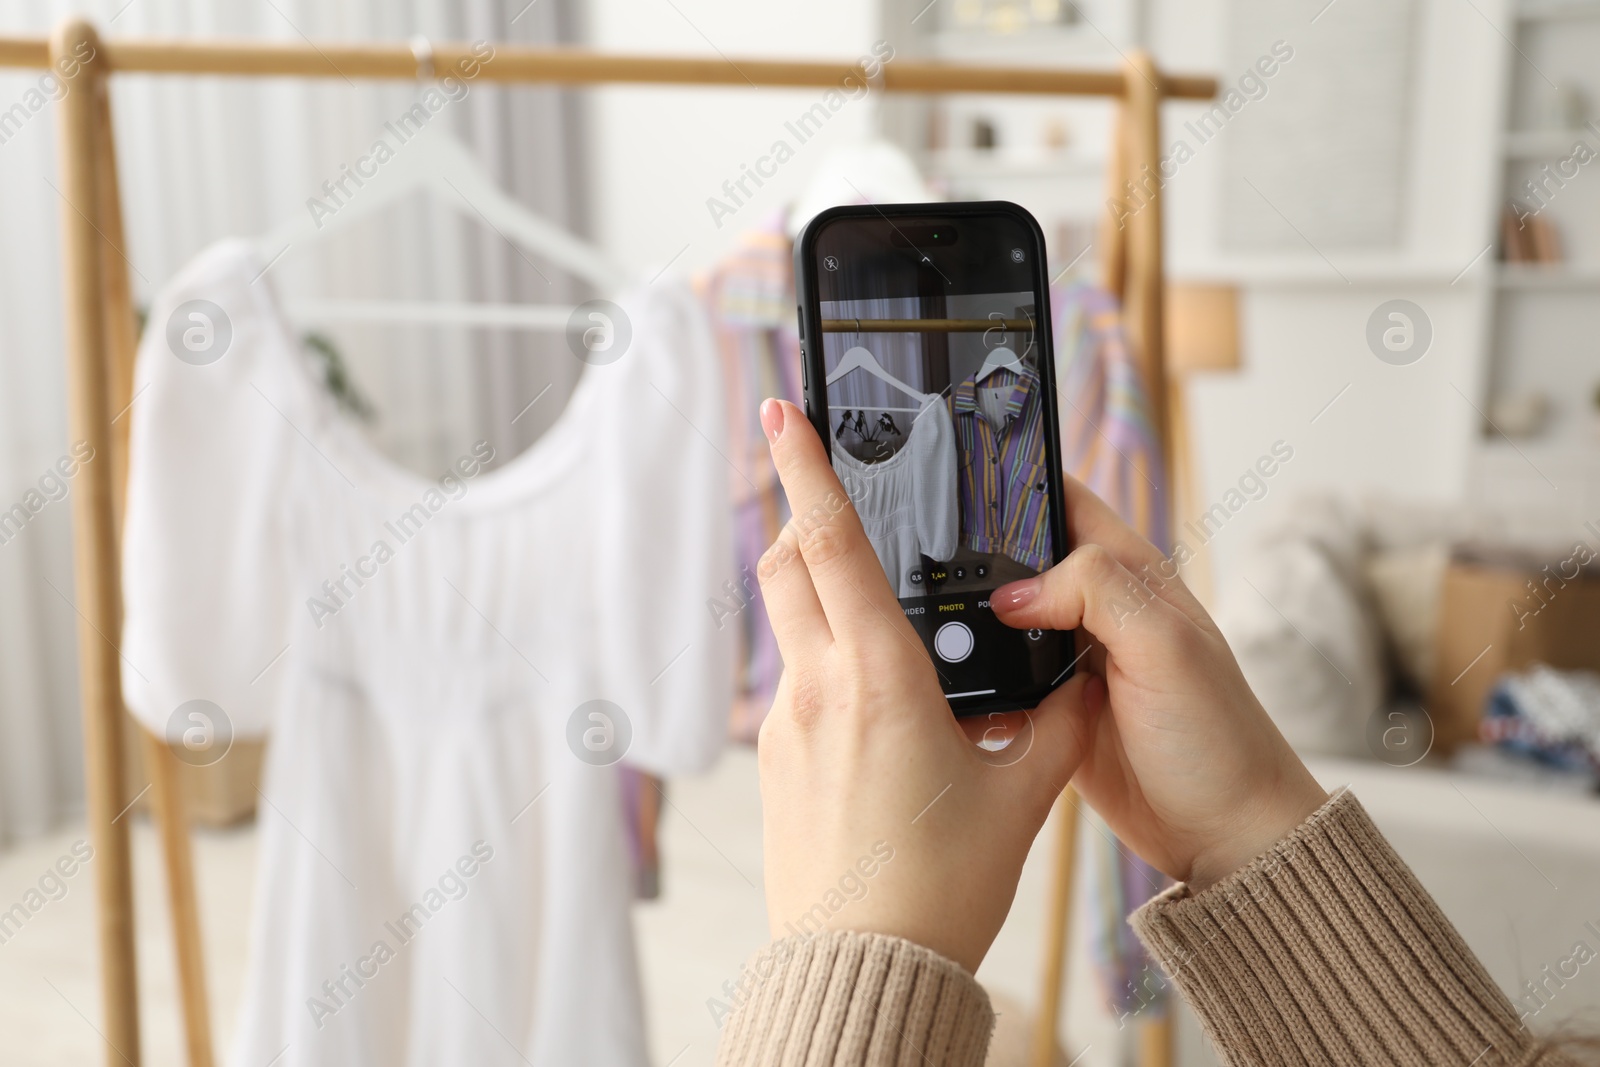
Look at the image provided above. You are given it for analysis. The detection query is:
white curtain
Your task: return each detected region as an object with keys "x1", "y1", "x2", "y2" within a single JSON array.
[{"x1": 0, "y1": 0, "x2": 590, "y2": 846}]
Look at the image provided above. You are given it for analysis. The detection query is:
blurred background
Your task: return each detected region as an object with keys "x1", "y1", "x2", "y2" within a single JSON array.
[{"x1": 1, "y1": 0, "x2": 1598, "y2": 1064}]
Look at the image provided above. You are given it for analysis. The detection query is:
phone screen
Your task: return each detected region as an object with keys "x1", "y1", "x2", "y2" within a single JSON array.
[{"x1": 798, "y1": 204, "x2": 1075, "y2": 714}]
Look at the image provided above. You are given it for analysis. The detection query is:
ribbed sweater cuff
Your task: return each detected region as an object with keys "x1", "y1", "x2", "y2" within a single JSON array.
[
  {"x1": 1131, "y1": 788, "x2": 1546, "y2": 1067},
  {"x1": 713, "y1": 929, "x2": 994, "y2": 1067}
]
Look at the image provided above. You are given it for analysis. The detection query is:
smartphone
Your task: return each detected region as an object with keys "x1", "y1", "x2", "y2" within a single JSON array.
[{"x1": 794, "y1": 201, "x2": 1075, "y2": 716}]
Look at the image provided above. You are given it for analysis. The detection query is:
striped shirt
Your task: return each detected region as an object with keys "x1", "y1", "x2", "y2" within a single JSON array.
[
  {"x1": 1054, "y1": 282, "x2": 1168, "y2": 554},
  {"x1": 950, "y1": 361, "x2": 1054, "y2": 572}
]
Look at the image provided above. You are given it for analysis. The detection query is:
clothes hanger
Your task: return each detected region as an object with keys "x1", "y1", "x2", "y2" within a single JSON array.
[
  {"x1": 255, "y1": 43, "x2": 629, "y2": 330},
  {"x1": 974, "y1": 311, "x2": 1037, "y2": 382},
  {"x1": 974, "y1": 342, "x2": 1025, "y2": 383},
  {"x1": 256, "y1": 127, "x2": 628, "y2": 297},
  {"x1": 825, "y1": 343, "x2": 935, "y2": 413},
  {"x1": 786, "y1": 136, "x2": 940, "y2": 239}
]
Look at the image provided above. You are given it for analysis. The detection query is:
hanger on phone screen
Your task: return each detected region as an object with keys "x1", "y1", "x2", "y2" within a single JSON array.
[
  {"x1": 825, "y1": 331, "x2": 935, "y2": 414},
  {"x1": 974, "y1": 343, "x2": 1025, "y2": 382},
  {"x1": 974, "y1": 311, "x2": 1035, "y2": 382}
]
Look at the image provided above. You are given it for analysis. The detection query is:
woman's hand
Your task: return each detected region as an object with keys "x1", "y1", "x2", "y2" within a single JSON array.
[
  {"x1": 755, "y1": 400, "x2": 1094, "y2": 974},
  {"x1": 991, "y1": 476, "x2": 1328, "y2": 891}
]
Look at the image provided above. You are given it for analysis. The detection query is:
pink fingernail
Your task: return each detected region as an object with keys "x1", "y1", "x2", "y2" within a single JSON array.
[
  {"x1": 994, "y1": 578, "x2": 1041, "y2": 610},
  {"x1": 760, "y1": 399, "x2": 784, "y2": 444}
]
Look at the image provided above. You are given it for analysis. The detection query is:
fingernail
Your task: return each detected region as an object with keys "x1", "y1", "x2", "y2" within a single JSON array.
[
  {"x1": 760, "y1": 398, "x2": 784, "y2": 444},
  {"x1": 994, "y1": 577, "x2": 1041, "y2": 610}
]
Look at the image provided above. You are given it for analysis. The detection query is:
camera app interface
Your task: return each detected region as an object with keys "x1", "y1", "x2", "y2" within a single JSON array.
[{"x1": 811, "y1": 214, "x2": 1072, "y2": 710}]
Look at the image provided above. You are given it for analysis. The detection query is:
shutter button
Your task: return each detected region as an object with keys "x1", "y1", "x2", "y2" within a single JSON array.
[{"x1": 934, "y1": 621, "x2": 975, "y2": 663}]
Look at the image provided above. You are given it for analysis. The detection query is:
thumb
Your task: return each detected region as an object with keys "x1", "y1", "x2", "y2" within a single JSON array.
[{"x1": 976, "y1": 671, "x2": 1098, "y2": 816}]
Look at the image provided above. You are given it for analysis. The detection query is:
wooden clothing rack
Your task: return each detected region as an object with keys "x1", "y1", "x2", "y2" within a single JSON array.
[{"x1": 4, "y1": 18, "x2": 1214, "y2": 1067}]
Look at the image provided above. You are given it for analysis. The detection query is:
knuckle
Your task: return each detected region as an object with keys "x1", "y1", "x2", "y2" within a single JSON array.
[
  {"x1": 785, "y1": 669, "x2": 827, "y2": 734},
  {"x1": 757, "y1": 537, "x2": 799, "y2": 585},
  {"x1": 796, "y1": 514, "x2": 853, "y2": 570},
  {"x1": 1069, "y1": 543, "x2": 1117, "y2": 580}
]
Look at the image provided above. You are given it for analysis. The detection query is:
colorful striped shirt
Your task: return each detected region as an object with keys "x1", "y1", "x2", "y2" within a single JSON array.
[
  {"x1": 692, "y1": 215, "x2": 799, "y2": 744},
  {"x1": 949, "y1": 360, "x2": 1054, "y2": 572},
  {"x1": 1055, "y1": 283, "x2": 1168, "y2": 554}
]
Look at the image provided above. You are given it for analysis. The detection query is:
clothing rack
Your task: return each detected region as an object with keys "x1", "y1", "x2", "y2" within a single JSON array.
[{"x1": 5, "y1": 18, "x2": 1214, "y2": 1066}]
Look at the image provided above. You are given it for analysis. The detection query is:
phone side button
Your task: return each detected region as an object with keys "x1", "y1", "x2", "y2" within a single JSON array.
[{"x1": 934, "y1": 621, "x2": 975, "y2": 663}]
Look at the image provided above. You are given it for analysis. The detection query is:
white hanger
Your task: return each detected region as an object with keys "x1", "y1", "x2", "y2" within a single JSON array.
[
  {"x1": 787, "y1": 137, "x2": 941, "y2": 239},
  {"x1": 825, "y1": 344, "x2": 936, "y2": 413},
  {"x1": 974, "y1": 344, "x2": 1025, "y2": 382},
  {"x1": 974, "y1": 310, "x2": 1037, "y2": 382},
  {"x1": 255, "y1": 123, "x2": 630, "y2": 329}
]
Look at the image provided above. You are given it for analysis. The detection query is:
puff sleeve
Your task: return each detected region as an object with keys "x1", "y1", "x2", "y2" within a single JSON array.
[
  {"x1": 588, "y1": 282, "x2": 736, "y2": 775},
  {"x1": 120, "y1": 241, "x2": 297, "y2": 742}
]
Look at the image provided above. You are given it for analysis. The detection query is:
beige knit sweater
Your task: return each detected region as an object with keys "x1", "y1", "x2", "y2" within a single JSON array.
[{"x1": 714, "y1": 789, "x2": 1571, "y2": 1066}]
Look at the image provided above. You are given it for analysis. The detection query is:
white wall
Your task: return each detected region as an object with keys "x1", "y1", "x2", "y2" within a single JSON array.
[
  {"x1": 584, "y1": 0, "x2": 879, "y2": 277},
  {"x1": 1149, "y1": 0, "x2": 1512, "y2": 582},
  {"x1": 585, "y1": 0, "x2": 1526, "y2": 583}
]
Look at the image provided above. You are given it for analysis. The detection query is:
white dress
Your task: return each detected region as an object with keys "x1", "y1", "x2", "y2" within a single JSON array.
[
  {"x1": 120, "y1": 241, "x2": 734, "y2": 1066},
  {"x1": 830, "y1": 403, "x2": 958, "y2": 597}
]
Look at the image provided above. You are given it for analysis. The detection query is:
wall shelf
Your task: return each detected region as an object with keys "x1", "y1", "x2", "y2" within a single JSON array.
[{"x1": 1481, "y1": 7, "x2": 1600, "y2": 466}]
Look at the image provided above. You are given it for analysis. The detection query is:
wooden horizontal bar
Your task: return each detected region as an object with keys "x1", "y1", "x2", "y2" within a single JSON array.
[
  {"x1": 0, "y1": 37, "x2": 46, "y2": 67},
  {"x1": 0, "y1": 36, "x2": 1217, "y2": 99},
  {"x1": 822, "y1": 317, "x2": 1036, "y2": 332}
]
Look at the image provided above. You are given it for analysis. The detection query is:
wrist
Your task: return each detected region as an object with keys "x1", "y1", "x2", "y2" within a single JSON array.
[{"x1": 1186, "y1": 769, "x2": 1328, "y2": 893}]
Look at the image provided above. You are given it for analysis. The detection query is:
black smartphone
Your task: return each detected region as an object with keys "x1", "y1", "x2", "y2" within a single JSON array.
[{"x1": 794, "y1": 201, "x2": 1075, "y2": 716}]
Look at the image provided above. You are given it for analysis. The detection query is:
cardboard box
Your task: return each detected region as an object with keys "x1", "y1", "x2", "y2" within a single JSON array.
[
  {"x1": 1428, "y1": 552, "x2": 1600, "y2": 750},
  {"x1": 120, "y1": 714, "x2": 266, "y2": 827}
]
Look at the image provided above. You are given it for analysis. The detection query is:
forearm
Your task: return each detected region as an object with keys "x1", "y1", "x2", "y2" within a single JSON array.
[{"x1": 1132, "y1": 788, "x2": 1566, "y2": 1067}]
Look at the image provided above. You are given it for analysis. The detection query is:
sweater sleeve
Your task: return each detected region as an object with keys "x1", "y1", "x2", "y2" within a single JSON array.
[
  {"x1": 714, "y1": 790, "x2": 1574, "y2": 1067},
  {"x1": 1130, "y1": 788, "x2": 1565, "y2": 1067},
  {"x1": 713, "y1": 929, "x2": 993, "y2": 1067}
]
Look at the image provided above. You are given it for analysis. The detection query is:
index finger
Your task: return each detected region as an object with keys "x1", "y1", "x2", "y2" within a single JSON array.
[{"x1": 762, "y1": 399, "x2": 910, "y2": 643}]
